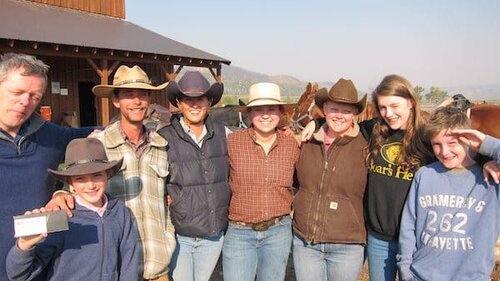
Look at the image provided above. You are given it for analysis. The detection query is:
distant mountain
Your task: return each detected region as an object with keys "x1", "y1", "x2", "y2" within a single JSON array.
[
  {"x1": 189, "y1": 65, "x2": 499, "y2": 102},
  {"x1": 442, "y1": 84, "x2": 500, "y2": 102},
  {"x1": 220, "y1": 65, "x2": 308, "y2": 96}
]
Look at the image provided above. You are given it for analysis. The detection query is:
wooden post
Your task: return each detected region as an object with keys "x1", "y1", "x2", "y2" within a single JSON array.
[{"x1": 86, "y1": 58, "x2": 120, "y2": 126}]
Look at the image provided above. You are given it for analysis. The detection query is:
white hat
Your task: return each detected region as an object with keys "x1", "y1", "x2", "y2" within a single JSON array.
[{"x1": 245, "y1": 82, "x2": 285, "y2": 107}]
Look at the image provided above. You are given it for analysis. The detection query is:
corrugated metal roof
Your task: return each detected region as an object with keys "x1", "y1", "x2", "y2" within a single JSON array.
[{"x1": 0, "y1": 0, "x2": 230, "y2": 64}]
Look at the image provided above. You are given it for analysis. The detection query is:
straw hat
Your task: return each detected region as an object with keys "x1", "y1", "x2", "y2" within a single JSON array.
[
  {"x1": 235, "y1": 82, "x2": 295, "y2": 112},
  {"x1": 92, "y1": 65, "x2": 168, "y2": 98},
  {"x1": 48, "y1": 138, "x2": 123, "y2": 183},
  {"x1": 166, "y1": 71, "x2": 223, "y2": 107},
  {"x1": 315, "y1": 78, "x2": 367, "y2": 113}
]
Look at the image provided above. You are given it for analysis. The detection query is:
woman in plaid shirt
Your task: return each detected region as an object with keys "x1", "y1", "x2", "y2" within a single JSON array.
[{"x1": 223, "y1": 82, "x2": 300, "y2": 281}]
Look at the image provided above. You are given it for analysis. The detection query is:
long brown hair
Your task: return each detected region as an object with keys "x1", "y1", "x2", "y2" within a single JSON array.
[{"x1": 369, "y1": 74, "x2": 433, "y2": 170}]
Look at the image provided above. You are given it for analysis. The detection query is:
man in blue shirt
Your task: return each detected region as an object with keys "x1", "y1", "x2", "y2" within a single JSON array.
[{"x1": 0, "y1": 53, "x2": 95, "y2": 280}]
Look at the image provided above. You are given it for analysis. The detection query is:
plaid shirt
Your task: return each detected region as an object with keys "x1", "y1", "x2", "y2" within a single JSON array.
[
  {"x1": 95, "y1": 122, "x2": 175, "y2": 279},
  {"x1": 227, "y1": 128, "x2": 300, "y2": 223}
]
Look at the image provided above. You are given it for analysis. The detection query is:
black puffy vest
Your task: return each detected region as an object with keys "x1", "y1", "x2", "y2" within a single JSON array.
[{"x1": 158, "y1": 115, "x2": 231, "y2": 237}]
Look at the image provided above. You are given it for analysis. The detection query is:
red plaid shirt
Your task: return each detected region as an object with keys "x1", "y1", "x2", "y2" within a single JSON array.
[{"x1": 227, "y1": 128, "x2": 300, "y2": 223}]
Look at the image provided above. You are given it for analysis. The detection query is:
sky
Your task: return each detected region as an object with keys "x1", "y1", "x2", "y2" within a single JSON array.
[{"x1": 126, "y1": 0, "x2": 500, "y2": 92}]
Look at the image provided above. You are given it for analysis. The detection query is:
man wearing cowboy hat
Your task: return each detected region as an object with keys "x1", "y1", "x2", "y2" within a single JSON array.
[
  {"x1": 157, "y1": 71, "x2": 231, "y2": 281},
  {"x1": 223, "y1": 82, "x2": 300, "y2": 281},
  {"x1": 6, "y1": 138, "x2": 139, "y2": 281},
  {"x1": 48, "y1": 65, "x2": 175, "y2": 281},
  {"x1": 0, "y1": 53, "x2": 98, "y2": 281}
]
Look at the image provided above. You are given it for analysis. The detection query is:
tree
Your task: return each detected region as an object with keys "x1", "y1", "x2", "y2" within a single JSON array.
[
  {"x1": 425, "y1": 86, "x2": 449, "y2": 104},
  {"x1": 414, "y1": 86, "x2": 425, "y2": 102}
]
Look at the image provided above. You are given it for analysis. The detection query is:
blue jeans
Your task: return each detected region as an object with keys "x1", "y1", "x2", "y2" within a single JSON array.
[
  {"x1": 169, "y1": 232, "x2": 224, "y2": 281},
  {"x1": 222, "y1": 216, "x2": 292, "y2": 281},
  {"x1": 366, "y1": 232, "x2": 399, "y2": 281},
  {"x1": 292, "y1": 234, "x2": 364, "y2": 281}
]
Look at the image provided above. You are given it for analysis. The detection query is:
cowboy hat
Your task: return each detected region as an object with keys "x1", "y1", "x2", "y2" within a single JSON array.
[
  {"x1": 235, "y1": 82, "x2": 296, "y2": 112},
  {"x1": 92, "y1": 65, "x2": 168, "y2": 98},
  {"x1": 48, "y1": 138, "x2": 123, "y2": 184},
  {"x1": 315, "y1": 78, "x2": 367, "y2": 113},
  {"x1": 166, "y1": 71, "x2": 223, "y2": 107}
]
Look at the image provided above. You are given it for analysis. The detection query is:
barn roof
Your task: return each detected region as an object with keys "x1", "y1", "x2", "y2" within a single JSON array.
[{"x1": 0, "y1": 0, "x2": 231, "y2": 65}]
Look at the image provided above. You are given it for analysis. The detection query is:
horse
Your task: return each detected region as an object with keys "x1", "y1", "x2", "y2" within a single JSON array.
[
  {"x1": 208, "y1": 105, "x2": 250, "y2": 131},
  {"x1": 469, "y1": 104, "x2": 500, "y2": 138},
  {"x1": 288, "y1": 83, "x2": 323, "y2": 133},
  {"x1": 437, "y1": 95, "x2": 500, "y2": 138}
]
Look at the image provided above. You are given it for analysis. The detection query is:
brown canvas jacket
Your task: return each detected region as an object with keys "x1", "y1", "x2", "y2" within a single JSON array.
[{"x1": 293, "y1": 123, "x2": 368, "y2": 244}]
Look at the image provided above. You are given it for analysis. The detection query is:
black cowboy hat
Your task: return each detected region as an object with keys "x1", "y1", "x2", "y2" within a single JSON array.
[{"x1": 166, "y1": 71, "x2": 223, "y2": 107}]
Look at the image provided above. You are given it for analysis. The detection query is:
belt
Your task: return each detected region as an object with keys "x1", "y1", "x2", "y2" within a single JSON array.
[{"x1": 230, "y1": 215, "x2": 286, "y2": 231}]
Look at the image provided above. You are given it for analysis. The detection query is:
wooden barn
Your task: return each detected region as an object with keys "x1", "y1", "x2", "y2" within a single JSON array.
[{"x1": 0, "y1": 0, "x2": 231, "y2": 126}]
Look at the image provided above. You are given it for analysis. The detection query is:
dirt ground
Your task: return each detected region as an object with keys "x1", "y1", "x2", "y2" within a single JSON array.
[{"x1": 210, "y1": 254, "x2": 500, "y2": 281}]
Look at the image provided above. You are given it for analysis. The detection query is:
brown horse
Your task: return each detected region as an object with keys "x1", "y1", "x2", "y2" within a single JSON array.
[
  {"x1": 435, "y1": 95, "x2": 499, "y2": 138},
  {"x1": 288, "y1": 83, "x2": 323, "y2": 133},
  {"x1": 470, "y1": 104, "x2": 500, "y2": 138}
]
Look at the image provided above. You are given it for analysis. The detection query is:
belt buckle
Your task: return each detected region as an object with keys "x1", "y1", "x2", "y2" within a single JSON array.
[{"x1": 251, "y1": 221, "x2": 269, "y2": 231}]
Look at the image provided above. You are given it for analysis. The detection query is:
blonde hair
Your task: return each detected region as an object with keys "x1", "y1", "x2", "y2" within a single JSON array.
[
  {"x1": 424, "y1": 106, "x2": 471, "y2": 140},
  {"x1": 369, "y1": 74, "x2": 433, "y2": 169}
]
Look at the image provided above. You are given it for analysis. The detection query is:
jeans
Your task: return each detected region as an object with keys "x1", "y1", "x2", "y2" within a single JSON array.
[
  {"x1": 222, "y1": 216, "x2": 292, "y2": 281},
  {"x1": 366, "y1": 232, "x2": 399, "y2": 281},
  {"x1": 292, "y1": 234, "x2": 364, "y2": 281},
  {"x1": 169, "y1": 232, "x2": 224, "y2": 281}
]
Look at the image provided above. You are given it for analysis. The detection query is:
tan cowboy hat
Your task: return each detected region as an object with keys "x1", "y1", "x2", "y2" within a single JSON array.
[
  {"x1": 166, "y1": 71, "x2": 223, "y2": 107},
  {"x1": 92, "y1": 65, "x2": 168, "y2": 98},
  {"x1": 48, "y1": 138, "x2": 123, "y2": 184},
  {"x1": 315, "y1": 78, "x2": 367, "y2": 113}
]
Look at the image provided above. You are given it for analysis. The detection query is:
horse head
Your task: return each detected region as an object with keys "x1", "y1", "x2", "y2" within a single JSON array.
[{"x1": 288, "y1": 82, "x2": 324, "y2": 133}]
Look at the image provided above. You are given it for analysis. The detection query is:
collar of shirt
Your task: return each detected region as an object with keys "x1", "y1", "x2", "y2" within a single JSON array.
[
  {"x1": 179, "y1": 116, "x2": 207, "y2": 147},
  {"x1": 75, "y1": 194, "x2": 108, "y2": 217},
  {"x1": 0, "y1": 120, "x2": 28, "y2": 143},
  {"x1": 117, "y1": 123, "x2": 149, "y2": 157}
]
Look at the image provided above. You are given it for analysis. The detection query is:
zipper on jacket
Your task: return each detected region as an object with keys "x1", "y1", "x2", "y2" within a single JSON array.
[
  {"x1": 16, "y1": 136, "x2": 27, "y2": 155},
  {"x1": 311, "y1": 145, "x2": 330, "y2": 242},
  {"x1": 99, "y1": 215, "x2": 105, "y2": 281}
]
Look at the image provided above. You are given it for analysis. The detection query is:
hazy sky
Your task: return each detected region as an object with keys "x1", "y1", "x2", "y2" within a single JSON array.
[{"x1": 126, "y1": 0, "x2": 500, "y2": 92}]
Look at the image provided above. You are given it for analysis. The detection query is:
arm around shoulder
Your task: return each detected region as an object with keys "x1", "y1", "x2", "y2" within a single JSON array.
[{"x1": 479, "y1": 135, "x2": 500, "y2": 162}]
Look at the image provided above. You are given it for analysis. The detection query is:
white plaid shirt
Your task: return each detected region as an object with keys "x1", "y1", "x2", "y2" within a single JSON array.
[{"x1": 95, "y1": 122, "x2": 175, "y2": 279}]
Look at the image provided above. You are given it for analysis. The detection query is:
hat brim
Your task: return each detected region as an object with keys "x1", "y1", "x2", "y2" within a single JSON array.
[
  {"x1": 92, "y1": 82, "x2": 168, "y2": 98},
  {"x1": 48, "y1": 158, "x2": 123, "y2": 183},
  {"x1": 234, "y1": 101, "x2": 297, "y2": 113},
  {"x1": 166, "y1": 81, "x2": 223, "y2": 107},
  {"x1": 315, "y1": 90, "x2": 367, "y2": 114}
]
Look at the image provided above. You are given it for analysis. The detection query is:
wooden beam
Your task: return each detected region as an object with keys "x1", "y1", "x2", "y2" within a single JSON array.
[
  {"x1": 85, "y1": 58, "x2": 120, "y2": 126},
  {"x1": 98, "y1": 59, "x2": 111, "y2": 126},
  {"x1": 175, "y1": 65, "x2": 183, "y2": 75},
  {"x1": 208, "y1": 68, "x2": 217, "y2": 80}
]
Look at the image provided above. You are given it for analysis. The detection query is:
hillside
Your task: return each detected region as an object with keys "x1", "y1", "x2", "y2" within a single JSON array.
[{"x1": 184, "y1": 65, "x2": 499, "y2": 102}]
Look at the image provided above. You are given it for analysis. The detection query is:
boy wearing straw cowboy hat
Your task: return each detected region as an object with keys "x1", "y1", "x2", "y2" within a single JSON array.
[
  {"x1": 223, "y1": 82, "x2": 300, "y2": 281},
  {"x1": 48, "y1": 65, "x2": 175, "y2": 281},
  {"x1": 157, "y1": 71, "x2": 231, "y2": 281},
  {"x1": 6, "y1": 138, "x2": 139, "y2": 281}
]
